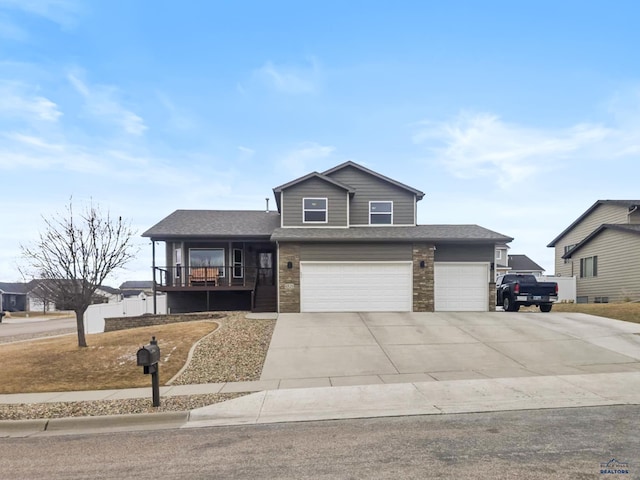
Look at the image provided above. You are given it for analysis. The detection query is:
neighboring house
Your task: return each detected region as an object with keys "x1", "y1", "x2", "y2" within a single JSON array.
[
  {"x1": 507, "y1": 254, "x2": 545, "y2": 277},
  {"x1": 26, "y1": 279, "x2": 121, "y2": 312},
  {"x1": 0, "y1": 282, "x2": 28, "y2": 312},
  {"x1": 548, "y1": 200, "x2": 640, "y2": 303},
  {"x1": 494, "y1": 244, "x2": 510, "y2": 278},
  {"x1": 119, "y1": 281, "x2": 154, "y2": 298},
  {"x1": 143, "y1": 161, "x2": 512, "y2": 313}
]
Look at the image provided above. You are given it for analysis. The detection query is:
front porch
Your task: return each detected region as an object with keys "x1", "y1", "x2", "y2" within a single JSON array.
[{"x1": 152, "y1": 265, "x2": 277, "y2": 313}]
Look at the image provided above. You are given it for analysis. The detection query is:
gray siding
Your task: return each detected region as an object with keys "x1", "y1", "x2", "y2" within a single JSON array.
[
  {"x1": 434, "y1": 244, "x2": 495, "y2": 262},
  {"x1": 326, "y1": 166, "x2": 416, "y2": 226},
  {"x1": 571, "y1": 229, "x2": 640, "y2": 302},
  {"x1": 554, "y1": 204, "x2": 630, "y2": 276},
  {"x1": 281, "y1": 177, "x2": 349, "y2": 227},
  {"x1": 300, "y1": 242, "x2": 412, "y2": 261}
]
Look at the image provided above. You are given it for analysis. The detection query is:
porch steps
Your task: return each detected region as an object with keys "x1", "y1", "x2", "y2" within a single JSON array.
[{"x1": 253, "y1": 285, "x2": 277, "y2": 313}]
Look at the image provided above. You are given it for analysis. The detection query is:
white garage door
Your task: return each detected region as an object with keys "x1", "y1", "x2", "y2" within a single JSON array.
[
  {"x1": 434, "y1": 263, "x2": 489, "y2": 311},
  {"x1": 300, "y1": 262, "x2": 412, "y2": 312}
]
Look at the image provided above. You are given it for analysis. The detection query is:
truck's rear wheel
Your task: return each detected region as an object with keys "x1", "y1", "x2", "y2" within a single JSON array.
[
  {"x1": 503, "y1": 297, "x2": 520, "y2": 312},
  {"x1": 540, "y1": 304, "x2": 552, "y2": 313},
  {"x1": 503, "y1": 297, "x2": 513, "y2": 312}
]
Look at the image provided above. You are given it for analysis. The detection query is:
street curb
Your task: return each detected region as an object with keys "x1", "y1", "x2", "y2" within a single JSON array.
[
  {"x1": 0, "y1": 411, "x2": 190, "y2": 437},
  {"x1": 0, "y1": 418, "x2": 48, "y2": 437}
]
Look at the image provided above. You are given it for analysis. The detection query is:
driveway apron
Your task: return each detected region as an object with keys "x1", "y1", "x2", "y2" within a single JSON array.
[{"x1": 260, "y1": 312, "x2": 640, "y2": 386}]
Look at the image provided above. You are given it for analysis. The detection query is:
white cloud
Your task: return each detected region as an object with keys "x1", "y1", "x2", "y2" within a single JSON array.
[
  {"x1": 413, "y1": 111, "x2": 621, "y2": 189},
  {"x1": 255, "y1": 58, "x2": 321, "y2": 94},
  {"x1": 0, "y1": 0, "x2": 81, "y2": 28},
  {"x1": 155, "y1": 90, "x2": 196, "y2": 131},
  {"x1": 68, "y1": 71, "x2": 147, "y2": 136},
  {"x1": 279, "y1": 142, "x2": 335, "y2": 175},
  {"x1": 0, "y1": 82, "x2": 62, "y2": 121},
  {"x1": 0, "y1": 13, "x2": 27, "y2": 40},
  {"x1": 237, "y1": 146, "x2": 255, "y2": 160}
]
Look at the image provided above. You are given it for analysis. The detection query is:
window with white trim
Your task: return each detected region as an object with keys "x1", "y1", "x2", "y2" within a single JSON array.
[
  {"x1": 190, "y1": 248, "x2": 225, "y2": 277},
  {"x1": 233, "y1": 248, "x2": 243, "y2": 278},
  {"x1": 564, "y1": 244, "x2": 577, "y2": 264},
  {"x1": 580, "y1": 255, "x2": 597, "y2": 278},
  {"x1": 369, "y1": 201, "x2": 393, "y2": 224},
  {"x1": 303, "y1": 198, "x2": 327, "y2": 223}
]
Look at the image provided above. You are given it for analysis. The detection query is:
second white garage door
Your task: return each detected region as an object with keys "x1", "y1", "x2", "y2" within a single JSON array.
[
  {"x1": 434, "y1": 262, "x2": 489, "y2": 311},
  {"x1": 300, "y1": 262, "x2": 412, "y2": 312}
]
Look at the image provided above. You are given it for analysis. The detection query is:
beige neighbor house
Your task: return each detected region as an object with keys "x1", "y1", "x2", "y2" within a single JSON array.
[
  {"x1": 143, "y1": 161, "x2": 513, "y2": 313},
  {"x1": 547, "y1": 200, "x2": 640, "y2": 303}
]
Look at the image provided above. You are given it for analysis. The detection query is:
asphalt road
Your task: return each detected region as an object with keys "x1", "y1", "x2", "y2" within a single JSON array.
[
  {"x1": 1, "y1": 405, "x2": 637, "y2": 479},
  {"x1": 0, "y1": 315, "x2": 75, "y2": 343}
]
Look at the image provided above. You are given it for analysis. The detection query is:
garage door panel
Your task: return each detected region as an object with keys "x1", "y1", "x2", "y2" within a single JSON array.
[
  {"x1": 434, "y1": 263, "x2": 488, "y2": 312},
  {"x1": 301, "y1": 262, "x2": 412, "y2": 312}
]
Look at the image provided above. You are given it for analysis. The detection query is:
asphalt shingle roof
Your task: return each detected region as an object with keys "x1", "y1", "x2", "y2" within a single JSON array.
[
  {"x1": 0, "y1": 282, "x2": 28, "y2": 294},
  {"x1": 508, "y1": 254, "x2": 545, "y2": 272},
  {"x1": 271, "y1": 225, "x2": 513, "y2": 243},
  {"x1": 119, "y1": 281, "x2": 154, "y2": 289},
  {"x1": 142, "y1": 210, "x2": 282, "y2": 239},
  {"x1": 547, "y1": 200, "x2": 640, "y2": 247},
  {"x1": 562, "y1": 223, "x2": 640, "y2": 258}
]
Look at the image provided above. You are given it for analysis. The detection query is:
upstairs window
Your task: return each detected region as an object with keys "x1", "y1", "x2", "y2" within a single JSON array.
[
  {"x1": 369, "y1": 201, "x2": 393, "y2": 224},
  {"x1": 303, "y1": 198, "x2": 327, "y2": 223},
  {"x1": 580, "y1": 256, "x2": 597, "y2": 278},
  {"x1": 563, "y1": 244, "x2": 577, "y2": 264}
]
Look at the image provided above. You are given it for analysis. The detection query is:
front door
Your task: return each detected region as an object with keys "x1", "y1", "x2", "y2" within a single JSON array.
[{"x1": 257, "y1": 251, "x2": 274, "y2": 286}]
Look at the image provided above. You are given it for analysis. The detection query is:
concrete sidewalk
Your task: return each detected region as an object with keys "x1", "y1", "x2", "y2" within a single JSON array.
[{"x1": 2, "y1": 371, "x2": 640, "y2": 437}]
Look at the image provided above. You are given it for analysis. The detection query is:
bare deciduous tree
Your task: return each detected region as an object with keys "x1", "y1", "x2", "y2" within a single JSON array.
[{"x1": 21, "y1": 200, "x2": 138, "y2": 347}]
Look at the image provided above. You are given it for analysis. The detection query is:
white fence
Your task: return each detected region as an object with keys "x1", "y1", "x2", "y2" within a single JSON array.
[
  {"x1": 83, "y1": 294, "x2": 167, "y2": 334},
  {"x1": 539, "y1": 275, "x2": 577, "y2": 303}
]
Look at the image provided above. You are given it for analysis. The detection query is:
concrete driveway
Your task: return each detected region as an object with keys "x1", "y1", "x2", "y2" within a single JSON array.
[{"x1": 260, "y1": 312, "x2": 640, "y2": 388}]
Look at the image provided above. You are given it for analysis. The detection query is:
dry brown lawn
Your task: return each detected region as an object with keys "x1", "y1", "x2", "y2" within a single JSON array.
[
  {"x1": 0, "y1": 321, "x2": 218, "y2": 394},
  {"x1": 551, "y1": 302, "x2": 640, "y2": 324}
]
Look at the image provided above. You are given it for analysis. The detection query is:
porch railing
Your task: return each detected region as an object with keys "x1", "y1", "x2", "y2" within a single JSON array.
[{"x1": 153, "y1": 266, "x2": 274, "y2": 288}]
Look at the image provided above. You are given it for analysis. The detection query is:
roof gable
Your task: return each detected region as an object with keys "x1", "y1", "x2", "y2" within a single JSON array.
[
  {"x1": 548, "y1": 200, "x2": 640, "y2": 247},
  {"x1": 272, "y1": 172, "x2": 355, "y2": 212},
  {"x1": 563, "y1": 223, "x2": 640, "y2": 258},
  {"x1": 322, "y1": 161, "x2": 425, "y2": 200}
]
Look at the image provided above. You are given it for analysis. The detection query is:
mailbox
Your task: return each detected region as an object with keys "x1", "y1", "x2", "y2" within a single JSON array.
[{"x1": 137, "y1": 342, "x2": 160, "y2": 367}]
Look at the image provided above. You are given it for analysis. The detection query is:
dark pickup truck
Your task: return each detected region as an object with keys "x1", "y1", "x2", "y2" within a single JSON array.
[{"x1": 496, "y1": 274, "x2": 558, "y2": 312}]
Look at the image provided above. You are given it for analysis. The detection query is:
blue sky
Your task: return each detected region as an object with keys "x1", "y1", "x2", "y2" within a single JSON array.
[{"x1": 1, "y1": 0, "x2": 639, "y2": 286}]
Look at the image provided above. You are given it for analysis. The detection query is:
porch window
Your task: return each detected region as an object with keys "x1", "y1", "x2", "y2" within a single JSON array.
[
  {"x1": 303, "y1": 198, "x2": 327, "y2": 223},
  {"x1": 233, "y1": 248, "x2": 243, "y2": 278},
  {"x1": 580, "y1": 255, "x2": 597, "y2": 278},
  {"x1": 369, "y1": 201, "x2": 393, "y2": 224},
  {"x1": 190, "y1": 248, "x2": 225, "y2": 277}
]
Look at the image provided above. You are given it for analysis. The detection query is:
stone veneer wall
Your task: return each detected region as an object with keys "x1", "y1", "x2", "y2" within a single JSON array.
[
  {"x1": 488, "y1": 282, "x2": 496, "y2": 312},
  {"x1": 413, "y1": 243, "x2": 435, "y2": 312},
  {"x1": 104, "y1": 312, "x2": 222, "y2": 332},
  {"x1": 278, "y1": 243, "x2": 301, "y2": 313}
]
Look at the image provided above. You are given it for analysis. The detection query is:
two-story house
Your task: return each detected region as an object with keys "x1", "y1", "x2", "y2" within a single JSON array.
[
  {"x1": 143, "y1": 161, "x2": 512, "y2": 313},
  {"x1": 547, "y1": 200, "x2": 640, "y2": 303}
]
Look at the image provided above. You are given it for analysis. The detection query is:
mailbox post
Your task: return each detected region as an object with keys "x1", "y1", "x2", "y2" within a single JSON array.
[{"x1": 137, "y1": 336, "x2": 161, "y2": 407}]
